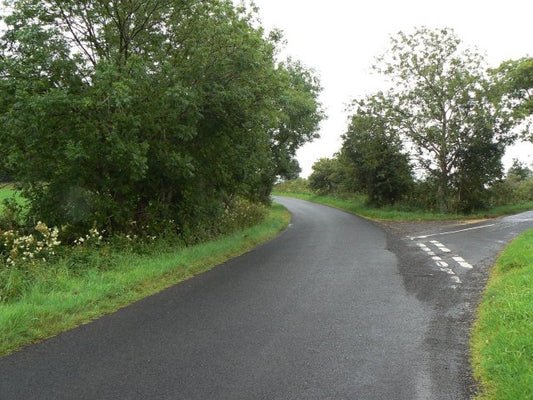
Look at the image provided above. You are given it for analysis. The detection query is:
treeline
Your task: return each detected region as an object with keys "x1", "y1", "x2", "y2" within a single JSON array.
[
  {"x1": 0, "y1": 0, "x2": 323, "y2": 239},
  {"x1": 309, "y1": 28, "x2": 532, "y2": 214}
]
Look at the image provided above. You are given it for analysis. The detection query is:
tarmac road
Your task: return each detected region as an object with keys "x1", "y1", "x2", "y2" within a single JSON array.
[{"x1": 1, "y1": 198, "x2": 531, "y2": 399}]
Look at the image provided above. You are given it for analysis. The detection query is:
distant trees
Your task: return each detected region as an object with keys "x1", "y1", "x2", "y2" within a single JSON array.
[
  {"x1": 0, "y1": 0, "x2": 323, "y2": 236},
  {"x1": 308, "y1": 27, "x2": 523, "y2": 213},
  {"x1": 308, "y1": 158, "x2": 342, "y2": 194},
  {"x1": 507, "y1": 159, "x2": 533, "y2": 181},
  {"x1": 490, "y1": 160, "x2": 533, "y2": 206}
]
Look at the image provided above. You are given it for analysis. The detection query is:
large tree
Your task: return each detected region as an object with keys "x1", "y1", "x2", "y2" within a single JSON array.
[
  {"x1": 0, "y1": 0, "x2": 323, "y2": 235},
  {"x1": 374, "y1": 27, "x2": 513, "y2": 212},
  {"x1": 341, "y1": 93, "x2": 413, "y2": 206}
]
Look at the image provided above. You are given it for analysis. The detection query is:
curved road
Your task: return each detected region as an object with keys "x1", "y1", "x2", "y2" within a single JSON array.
[{"x1": 1, "y1": 197, "x2": 532, "y2": 399}]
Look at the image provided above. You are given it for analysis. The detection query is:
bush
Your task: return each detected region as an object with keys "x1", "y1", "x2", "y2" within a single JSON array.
[
  {"x1": 488, "y1": 176, "x2": 533, "y2": 207},
  {"x1": 274, "y1": 178, "x2": 311, "y2": 194},
  {"x1": 0, "y1": 222, "x2": 62, "y2": 302},
  {"x1": 0, "y1": 195, "x2": 267, "y2": 303}
]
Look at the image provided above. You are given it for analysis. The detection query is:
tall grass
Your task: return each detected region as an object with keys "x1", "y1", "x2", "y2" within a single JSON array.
[
  {"x1": 471, "y1": 229, "x2": 533, "y2": 399},
  {"x1": 0, "y1": 203, "x2": 290, "y2": 357}
]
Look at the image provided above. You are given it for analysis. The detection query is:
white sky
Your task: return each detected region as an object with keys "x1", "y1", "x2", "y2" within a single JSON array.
[{"x1": 251, "y1": 0, "x2": 533, "y2": 177}]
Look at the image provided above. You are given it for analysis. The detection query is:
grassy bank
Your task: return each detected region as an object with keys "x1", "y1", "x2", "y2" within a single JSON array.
[
  {"x1": 273, "y1": 191, "x2": 533, "y2": 221},
  {"x1": 471, "y1": 229, "x2": 533, "y2": 399},
  {"x1": 0, "y1": 203, "x2": 290, "y2": 357}
]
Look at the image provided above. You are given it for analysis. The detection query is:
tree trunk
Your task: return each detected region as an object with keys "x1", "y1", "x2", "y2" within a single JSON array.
[
  {"x1": 437, "y1": 155, "x2": 448, "y2": 213},
  {"x1": 437, "y1": 180, "x2": 448, "y2": 213}
]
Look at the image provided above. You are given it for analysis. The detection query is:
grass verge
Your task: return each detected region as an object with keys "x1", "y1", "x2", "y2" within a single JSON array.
[
  {"x1": 273, "y1": 191, "x2": 533, "y2": 221},
  {"x1": 0, "y1": 203, "x2": 290, "y2": 357},
  {"x1": 470, "y1": 229, "x2": 533, "y2": 399}
]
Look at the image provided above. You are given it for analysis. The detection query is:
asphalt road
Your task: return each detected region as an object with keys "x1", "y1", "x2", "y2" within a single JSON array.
[{"x1": 1, "y1": 198, "x2": 532, "y2": 399}]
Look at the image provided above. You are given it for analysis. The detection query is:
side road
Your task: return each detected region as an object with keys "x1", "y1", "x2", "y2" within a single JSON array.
[{"x1": 281, "y1": 193, "x2": 533, "y2": 399}]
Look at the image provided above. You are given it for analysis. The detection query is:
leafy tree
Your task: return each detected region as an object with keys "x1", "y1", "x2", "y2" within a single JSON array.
[
  {"x1": 308, "y1": 157, "x2": 342, "y2": 194},
  {"x1": 491, "y1": 57, "x2": 533, "y2": 141},
  {"x1": 374, "y1": 27, "x2": 514, "y2": 212},
  {"x1": 0, "y1": 0, "x2": 323, "y2": 236},
  {"x1": 454, "y1": 140, "x2": 504, "y2": 212},
  {"x1": 269, "y1": 60, "x2": 324, "y2": 181},
  {"x1": 507, "y1": 159, "x2": 532, "y2": 181},
  {"x1": 490, "y1": 159, "x2": 533, "y2": 206},
  {"x1": 341, "y1": 93, "x2": 413, "y2": 206}
]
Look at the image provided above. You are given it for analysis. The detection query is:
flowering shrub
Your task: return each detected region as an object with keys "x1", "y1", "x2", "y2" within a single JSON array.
[
  {"x1": 0, "y1": 221, "x2": 61, "y2": 268},
  {"x1": 73, "y1": 227, "x2": 104, "y2": 247},
  {"x1": 0, "y1": 197, "x2": 268, "y2": 302},
  {"x1": 220, "y1": 197, "x2": 268, "y2": 233}
]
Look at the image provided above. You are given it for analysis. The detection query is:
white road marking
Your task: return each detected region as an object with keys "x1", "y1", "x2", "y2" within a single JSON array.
[
  {"x1": 408, "y1": 223, "x2": 496, "y2": 240},
  {"x1": 418, "y1": 243, "x2": 436, "y2": 256},
  {"x1": 414, "y1": 240, "x2": 470, "y2": 286},
  {"x1": 452, "y1": 256, "x2": 473, "y2": 269},
  {"x1": 451, "y1": 276, "x2": 462, "y2": 284},
  {"x1": 430, "y1": 240, "x2": 451, "y2": 253}
]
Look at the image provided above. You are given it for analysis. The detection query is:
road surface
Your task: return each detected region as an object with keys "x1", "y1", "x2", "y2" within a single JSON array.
[{"x1": 1, "y1": 198, "x2": 531, "y2": 399}]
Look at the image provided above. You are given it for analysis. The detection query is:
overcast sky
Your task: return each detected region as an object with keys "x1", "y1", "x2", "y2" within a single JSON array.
[{"x1": 250, "y1": 0, "x2": 533, "y2": 176}]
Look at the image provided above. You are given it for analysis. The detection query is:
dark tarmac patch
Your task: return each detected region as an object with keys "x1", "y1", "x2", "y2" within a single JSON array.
[{"x1": 380, "y1": 220, "x2": 493, "y2": 399}]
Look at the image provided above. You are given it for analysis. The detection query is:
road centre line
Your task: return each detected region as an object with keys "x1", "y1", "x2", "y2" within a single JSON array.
[{"x1": 408, "y1": 223, "x2": 497, "y2": 240}]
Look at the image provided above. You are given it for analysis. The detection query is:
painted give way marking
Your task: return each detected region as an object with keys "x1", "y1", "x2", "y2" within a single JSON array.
[{"x1": 415, "y1": 240, "x2": 473, "y2": 288}]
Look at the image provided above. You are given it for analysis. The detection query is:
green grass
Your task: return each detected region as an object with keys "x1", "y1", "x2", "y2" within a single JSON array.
[
  {"x1": 0, "y1": 203, "x2": 290, "y2": 357},
  {"x1": 471, "y1": 229, "x2": 533, "y2": 399},
  {"x1": 273, "y1": 191, "x2": 533, "y2": 221}
]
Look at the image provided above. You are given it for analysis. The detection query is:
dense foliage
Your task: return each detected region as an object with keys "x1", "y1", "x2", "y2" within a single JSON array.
[
  {"x1": 308, "y1": 158, "x2": 342, "y2": 194},
  {"x1": 492, "y1": 58, "x2": 533, "y2": 117},
  {"x1": 340, "y1": 94, "x2": 413, "y2": 206},
  {"x1": 0, "y1": 0, "x2": 323, "y2": 237},
  {"x1": 304, "y1": 27, "x2": 528, "y2": 213}
]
